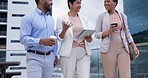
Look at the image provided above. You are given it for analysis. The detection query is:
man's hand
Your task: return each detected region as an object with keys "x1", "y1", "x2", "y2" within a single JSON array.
[
  {"x1": 39, "y1": 38, "x2": 56, "y2": 46},
  {"x1": 54, "y1": 56, "x2": 58, "y2": 67}
]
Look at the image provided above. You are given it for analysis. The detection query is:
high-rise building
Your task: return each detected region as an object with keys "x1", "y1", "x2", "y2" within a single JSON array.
[
  {"x1": 0, "y1": 0, "x2": 8, "y2": 61},
  {"x1": 0, "y1": 0, "x2": 36, "y2": 78},
  {"x1": 0, "y1": 0, "x2": 61, "y2": 78}
]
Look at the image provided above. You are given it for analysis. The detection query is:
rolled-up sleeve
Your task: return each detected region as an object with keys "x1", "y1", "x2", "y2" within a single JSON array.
[{"x1": 20, "y1": 15, "x2": 40, "y2": 46}]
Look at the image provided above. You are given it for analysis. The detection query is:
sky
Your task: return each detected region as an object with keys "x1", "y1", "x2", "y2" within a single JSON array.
[{"x1": 52, "y1": 0, "x2": 123, "y2": 49}]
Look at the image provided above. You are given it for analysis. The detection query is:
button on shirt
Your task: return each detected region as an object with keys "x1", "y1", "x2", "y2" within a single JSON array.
[{"x1": 20, "y1": 8, "x2": 57, "y2": 56}]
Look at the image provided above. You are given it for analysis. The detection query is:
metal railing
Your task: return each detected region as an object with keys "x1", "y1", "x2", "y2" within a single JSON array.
[
  {"x1": 0, "y1": 45, "x2": 6, "y2": 49},
  {"x1": 0, "y1": 44, "x2": 148, "y2": 78},
  {"x1": 0, "y1": 31, "x2": 6, "y2": 36},
  {"x1": 0, "y1": 18, "x2": 7, "y2": 22},
  {"x1": 0, "y1": 5, "x2": 7, "y2": 10},
  {"x1": 0, "y1": 2, "x2": 7, "y2": 10}
]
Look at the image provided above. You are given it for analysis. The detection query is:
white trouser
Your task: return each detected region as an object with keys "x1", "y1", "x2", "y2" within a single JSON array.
[
  {"x1": 26, "y1": 52, "x2": 55, "y2": 78},
  {"x1": 60, "y1": 47, "x2": 90, "y2": 78}
]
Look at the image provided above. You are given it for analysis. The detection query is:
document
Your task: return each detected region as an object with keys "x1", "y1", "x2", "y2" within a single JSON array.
[{"x1": 77, "y1": 29, "x2": 95, "y2": 39}]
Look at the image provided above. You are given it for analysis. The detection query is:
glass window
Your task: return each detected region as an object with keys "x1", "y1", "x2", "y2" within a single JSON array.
[
  {"x1": 12, "y1": 14, "x2": 25, "y2": 17},
  {"x1": 11, "y1": 40, "x2": 20, "y2": 43},
  {"x1": 12, "y1": 1, "x2": 28, "y2": 5}
]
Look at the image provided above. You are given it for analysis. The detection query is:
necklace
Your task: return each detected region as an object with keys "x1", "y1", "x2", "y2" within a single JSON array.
[
  {"x1": 110, "y1": 13, "x2": 118, "y2": 22},
  {"x1": 113, "y1": 14, "x2": 117, "y2": 20}
]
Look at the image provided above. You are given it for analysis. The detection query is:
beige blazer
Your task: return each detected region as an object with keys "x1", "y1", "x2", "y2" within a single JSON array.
[
  {"x1": 95, "y1": 11, "x2": 134, "y2": 53},
  {"x1": 56, "y1": 14, "x2": 92, "y2": 57}
]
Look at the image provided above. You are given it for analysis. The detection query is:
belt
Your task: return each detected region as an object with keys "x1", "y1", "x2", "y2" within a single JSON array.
[{"x1": 27, "y1": 50, "x2": 51, "y2": 55}]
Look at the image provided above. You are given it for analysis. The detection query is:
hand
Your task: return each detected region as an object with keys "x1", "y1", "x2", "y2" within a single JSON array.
[
  {"x1": 59, "y1": 20, "x2": 73, "y2": 39},
  {"x1": 54, "y1": 56, "x2": 58, "y2": 67},
  {"x1": 109, "y1": 26, "x2": 115, "y2": 33},
  {"x1": 39, "y1": 38, "x2": 56, "y2": 46},
  {"x1": 84, "y1": 35, "x2": 92, "y2": 43},
  {"x1": 102, "y1": 25, "x2": 115, "y2": 38},
  {"x1": 133, "y1": 46, "x2": 140, "y2": 59},
  {"x1": 130, "y1": 42, "x2": 140, "y2": 59},
  {"x1": 62, "y1": 20, "x2": 73, "y2": 31}
]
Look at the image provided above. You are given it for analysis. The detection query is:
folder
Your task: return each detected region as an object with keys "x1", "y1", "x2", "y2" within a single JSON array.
[{"x1": 77, "y1": 29, "x2": 95, "y2": 39}]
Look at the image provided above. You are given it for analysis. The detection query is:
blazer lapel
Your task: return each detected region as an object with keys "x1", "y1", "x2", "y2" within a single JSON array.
[
  {"x1": 104, "y1": 12, "x2": 110, "y2": 30},
  {"x1": 65, "y1": 14, "x2": 73, "y2": 37},
  {"x1": 118, "y1": 13, "x2": 124, "y2": 30},
  {"x1": 79, "y1": 14, "x2": 88, "y2": 29}
]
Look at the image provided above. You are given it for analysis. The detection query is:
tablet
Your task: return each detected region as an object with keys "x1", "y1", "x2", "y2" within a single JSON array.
[{"x1": 77, "y1": 29, "x2": 95, "y2": 39}]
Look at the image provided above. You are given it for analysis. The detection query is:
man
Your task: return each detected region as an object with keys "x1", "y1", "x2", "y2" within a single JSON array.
[{"x1": 20, "y1": 0, "x2": 58, "y2": 78}]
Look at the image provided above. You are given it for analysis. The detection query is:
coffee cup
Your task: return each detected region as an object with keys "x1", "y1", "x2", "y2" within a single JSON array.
[
  {"x1": 111, "y1": 22, "x2": 118, "y2": 32},
  {"x1": 50, "y1": 36, "x2": 57, "y2": 41}
]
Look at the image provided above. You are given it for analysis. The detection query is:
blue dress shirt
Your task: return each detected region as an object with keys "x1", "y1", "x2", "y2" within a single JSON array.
[{"x1": 20, "y1": 8, "x2": 57, "y2": 56}]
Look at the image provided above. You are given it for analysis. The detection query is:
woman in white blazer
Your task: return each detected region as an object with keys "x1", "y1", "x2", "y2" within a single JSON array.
[
  {"x1": 56, "y1": 0, "x2": 92, "y2": 78},
  {"x1": 95, "y1": 0, "x2": 139, "y2": 78}
]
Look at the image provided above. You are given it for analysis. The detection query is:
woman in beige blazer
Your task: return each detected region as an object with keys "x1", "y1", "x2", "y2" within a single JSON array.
[
  {"x1": 95, "y1": 0, "x2": 139, "y2": 78},
  {"x1": 56, "y1": 0, "x2": 92, "y2": 78}
]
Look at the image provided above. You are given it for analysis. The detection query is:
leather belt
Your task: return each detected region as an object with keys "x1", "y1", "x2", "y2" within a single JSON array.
[{"x1": 27, "y1": 50, "x2": 51, "y2": 55}]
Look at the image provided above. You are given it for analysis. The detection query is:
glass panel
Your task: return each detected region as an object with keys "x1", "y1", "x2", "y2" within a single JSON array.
[{"x1": 0, "y1": 45, "x2": 148, "y2": 78}]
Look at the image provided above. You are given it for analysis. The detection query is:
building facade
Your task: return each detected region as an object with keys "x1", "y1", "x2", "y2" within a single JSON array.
[
  {"x1": 0, "y1": 0, "x2": 7, "y2": 61},
  {"x1": 0, "y1": 0, "x2": 36, "y2": 78}
]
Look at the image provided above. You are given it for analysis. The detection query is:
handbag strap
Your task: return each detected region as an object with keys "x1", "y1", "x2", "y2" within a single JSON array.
[
  {"x1": 121, "y1": 13, "x2": 129, "y2": 43},
  {"x1": 121, "y1": 13, "x2": 134, "y2": 60}
]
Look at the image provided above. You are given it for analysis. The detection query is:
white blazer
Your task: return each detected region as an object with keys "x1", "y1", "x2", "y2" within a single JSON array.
[
  {"x1": 56, "y1": 14, "x2": 92, "y2": 57},
  {"x1": 95, "y1": 11, "x2": 134, "y2": 53}
]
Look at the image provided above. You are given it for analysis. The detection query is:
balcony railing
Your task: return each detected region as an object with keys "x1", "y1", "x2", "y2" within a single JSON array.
[
  {"x1": 0, "y1": 45, "x2": 6, "y2": 49},
  {"x1": 0, "y1": 31, "x2": 6, "y2": 36},
  {"x1": 0, "y1": 2, "x2": 7, "y2": 10},
  {"x1": 0, "y1": 44, "x2": 148, "y2": 78},
  {"x1": 0, "y1": 18, "x2": 7, "y2": 22},
  {"x1": 0, "y1": 5, "x2": 7, "y2": 10}
]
